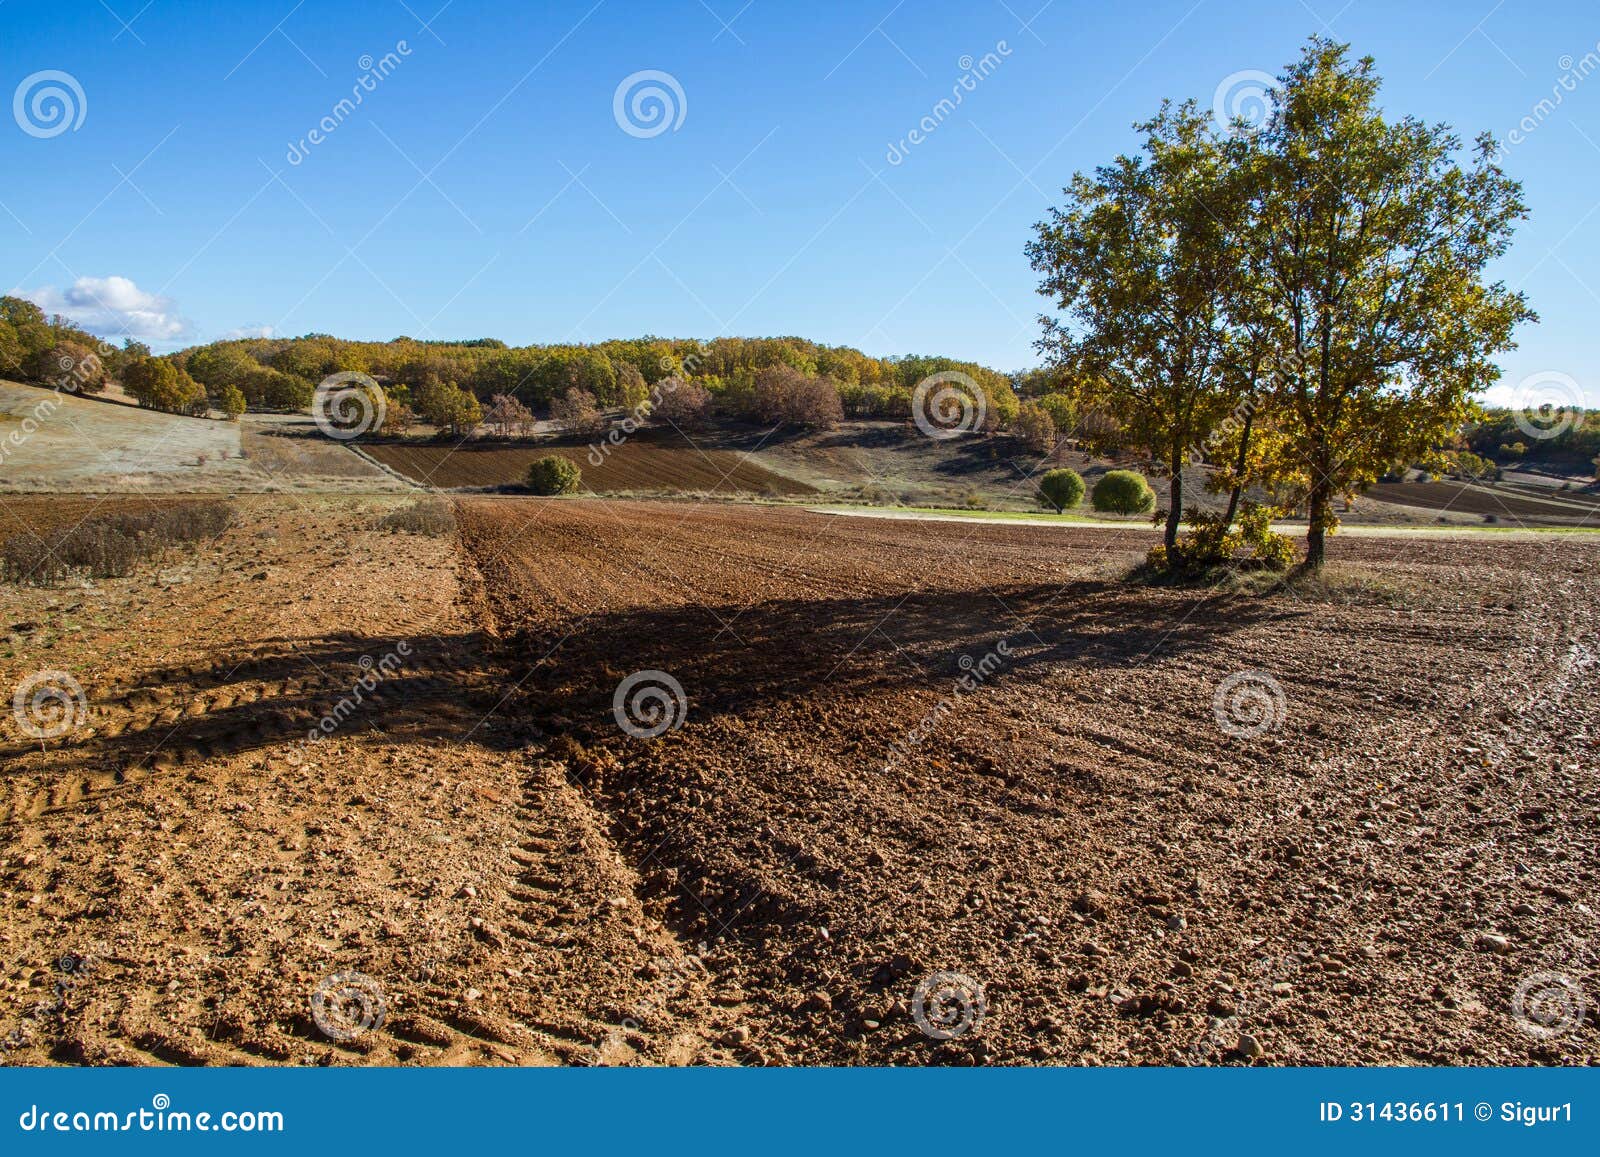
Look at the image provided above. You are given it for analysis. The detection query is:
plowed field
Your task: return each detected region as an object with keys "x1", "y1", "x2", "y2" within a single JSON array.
[
  {"x1": 3, "y1": 496, "x2": 1596, "y2": 1067},
  {"x1": 363, "y1": 440, "x2": 814, "y2": 496}
]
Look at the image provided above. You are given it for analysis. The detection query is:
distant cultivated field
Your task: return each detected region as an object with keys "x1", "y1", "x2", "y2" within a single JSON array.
[
  {"x1": 364, "y1": 439, "x2": 816, "y2": 496},
  {"x1": 1367, "y1": 479, "x2": 1600, "y2": 523}
]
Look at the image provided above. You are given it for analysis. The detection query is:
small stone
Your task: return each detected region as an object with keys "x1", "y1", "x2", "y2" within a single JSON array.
[
  {"x1": 1166, "y1": 914, "x2": 1187, "y2": 931},
  {"x1": 1512, "y1": 903, "x2": 1537, "y2": 917},
  {"x1": 1237, "y1": 1034, "x2": 1265, "y2": 1058},
  {"x1": 1171, "y1": 960, "x2": 1194, "y2": 979},
  {"x1": 464, "y1": 988, "x2": 483, "y2": 1002},
  {"x1": 1476, "y1": 933, "x2": 1511, "y2": 954},
  {"x1": 458, "y1": 884, "x2": 478, "y2": 899},
  {"x1": 721, "y1": 1026, "x2": 751, "y2": 1045},
  {"x1": 802, "y1": 990, "x2": 832, "y2": 1013}
]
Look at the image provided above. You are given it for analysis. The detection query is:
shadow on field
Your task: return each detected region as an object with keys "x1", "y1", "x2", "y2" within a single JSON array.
[
  {"x1": 2, "y1": 578, "x2": 1286, "y2": 806},
  {"x1": 0, "y1": 629, "x2": 517, "y2": 802},
  {"x1": 503, "y1": 578, "x2": 1293, "y2": 739}
]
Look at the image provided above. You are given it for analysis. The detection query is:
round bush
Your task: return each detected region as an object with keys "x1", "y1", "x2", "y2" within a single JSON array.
[
  {"x1": 1091, "y1": 469, "x2": 1156, "y2": 515},
  {"x1": 1037, "y1": 467, "x2": 1085, "y2": 513},
  {"x1": 525, "y1": 455, "x2": 582, "y2": 495}
]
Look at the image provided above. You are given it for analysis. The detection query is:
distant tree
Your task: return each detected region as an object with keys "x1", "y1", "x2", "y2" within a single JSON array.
[
  {"x1": 1014, "y1": 402, "x2": 1057, "y2": 454},
  {"x1": 214, "y1": 382, "x2": 247, "y2": 420},
  {"x1": 1037, "y1": 467, "x2": 1086, "y2": 512},
  {"x1": 236, "y1": 366, "x2": 313, "y2": 410},
  {"x1": 381, "y1": 402, "x2": 417, "y2": 434},
  {"x1": 550, "y1": 387, "x2": 606, "y2": 436},
  {"x1": 525, "y1": 454, "x2": 582, "y2": 495},
  {"x1": 186, "y1": 344, "x2": 259, "y2": 391},
  {"x1": 753, "y1": 366, "x2": 844, "y2": 429},
  {"x1": 482, "y1": 393, "x2": 535, "y2": 437},
  {"x1": 414, "y1": 381, "x2": 482, "y2": 435},
  {"x1": 1035, "y1": 393, "x2": 1075, "y2": 438},
  {"x1": 616, "y1": 363, "x2": 650, "y2": 413},
  {"x1": 123, "y1": 357, "x2": 206, "y2": 414},
  {"x1": 25, "y1": 341, "x2": 107, "y2": 393},
  {"x1": 0, "y1": 322, "x2": 21, "y2": 377},
  {"x1": 651, "y1": 378, "x2": 713, "y2": 429},
  {"x1": 104, "y1": 338, "x2": 152, "y2": 379}
]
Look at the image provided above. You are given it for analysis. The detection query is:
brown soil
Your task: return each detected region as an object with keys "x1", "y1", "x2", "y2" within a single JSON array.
[
  {"x1": 363, "y1": 436, "x2": 814, "y2": 497},
  {"x1": 2, "y1": 495, "x2": 1596, "y2": 1066}
]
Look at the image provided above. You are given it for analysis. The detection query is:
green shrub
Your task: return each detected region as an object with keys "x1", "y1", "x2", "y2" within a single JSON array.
[
  {"x1": 1092, "y1": 469, "x2": 1156, "y2": 514},
  {"x1": 1036, "y1": 467, "x2": 1085, "y2": 513},
  {"x1": 1147, "y1": 503, "x2": 1294, "y2": 574},
  {"x1": 526, "y1": 455, "x2": 581, "y2": 495}
]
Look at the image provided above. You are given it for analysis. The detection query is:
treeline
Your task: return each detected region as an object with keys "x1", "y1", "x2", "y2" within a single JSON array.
[
  {"x1": 161, "y1": 332, "x2": 1021, "y2": 430},
  {"x1": 0, "y1": 295, "x2": 145, "y2": 394},
  {"x1": 1467, "y1": 408, "x2": 1600, "y2": 470}
]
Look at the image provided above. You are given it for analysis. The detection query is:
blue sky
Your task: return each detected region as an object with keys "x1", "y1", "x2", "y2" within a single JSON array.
[{"x1": 3, "y1": 0, "x2": 1598, "y2": 402}]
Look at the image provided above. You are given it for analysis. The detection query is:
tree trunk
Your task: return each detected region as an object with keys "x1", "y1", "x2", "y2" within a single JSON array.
[
  {"x1": 1164, "y1": 468, "x2": 1183, "y2": 551},
  {"x1": 1305, "y1": 480, "x2": 1331, "y2": 569},
  {"x1": 1222, "y1": 409, "x2": 1255, "y2": 532}
]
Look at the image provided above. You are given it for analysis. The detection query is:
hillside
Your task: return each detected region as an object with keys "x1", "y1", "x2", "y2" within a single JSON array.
[{"x1": 0, "y1": 381, "x2": 408, "y2": 493}]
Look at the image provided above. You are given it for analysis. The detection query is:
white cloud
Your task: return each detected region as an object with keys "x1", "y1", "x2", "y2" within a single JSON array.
[
  {"x1": 220, "y1": 325, "x2": 275, "y2": 340},
  {"x1": 18, "y1": 275, "x2": 191, "y2": 341}
]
